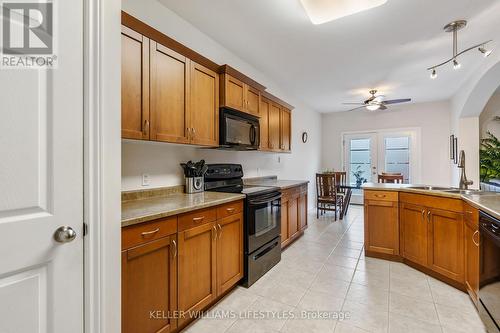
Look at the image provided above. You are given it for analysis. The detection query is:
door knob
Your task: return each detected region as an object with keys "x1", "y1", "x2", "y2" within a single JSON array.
[{"x1": 54, "y1": 226, "x2": 77, "y2": 243}]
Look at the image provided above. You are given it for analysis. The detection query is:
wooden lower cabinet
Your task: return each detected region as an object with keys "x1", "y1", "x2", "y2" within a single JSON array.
[
  {"x1": 216, "y1": 213, "x2": 244, "y2": 295},
  {"x1": 464, "y1": 203, "x2": 479, "y2": 303},
  {"x1": 178, "y1": 222, "x2": 217, "y2": 325},
  {"x1": 364, "y1": 193, "x2": 399, "y2": 256},
  {"x1": 281, "y1": 185, "x2": 308, "y2": 248},
  {"x1": 400, "y1": 202, "x2": 428, "y2": 266},
  {"x1": 427, "y1": 208, "x2": 464, "y2": 283},
  {"x1": 122, "y1": 235, "x2": 178, "y2": 333}
]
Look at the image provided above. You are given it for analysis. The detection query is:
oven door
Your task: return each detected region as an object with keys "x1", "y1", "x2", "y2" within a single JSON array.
[
  {"x1": 246, "y1": 192, "x2": 281, "y2": 253},
  {"x1": 220, "y1": 108, "x2": 259, "y2": 149},
  {"x1": 479, "y1": 212, "x2": 500, "y2": 333}
]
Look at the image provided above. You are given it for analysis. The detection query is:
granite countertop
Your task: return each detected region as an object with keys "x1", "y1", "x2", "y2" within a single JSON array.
[
  {"x1": 462, "y1": 193, "x2": 500, "y2": 220},
  {"x1": 362, "y1": 183, "x2": 500, "y2": 219},
  {"x1": 122, "y1": 191, "x2": 245, "y2": 227},
  {"x1": 244, "y1": 176, "x2": 309, "y2": 190}
]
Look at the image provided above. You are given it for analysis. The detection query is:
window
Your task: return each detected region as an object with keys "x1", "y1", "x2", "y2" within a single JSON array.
[
  {"x1": 349, "y1": 138, "x2": 371, "y2": 186},
  {"x1": 384, "y1": 136, "x2": 410, "y2": 183}
]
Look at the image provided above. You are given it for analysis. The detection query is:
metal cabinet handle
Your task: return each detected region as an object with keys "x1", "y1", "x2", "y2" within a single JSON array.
[
  {"x1": 186, "y1": 127, "x2": 191, "y2": 139},
  {"x1": 54, "y1": 226, "x2": 77, "y2": 243},
  {"x1": 141, "y1": 228, "x2": 159, "y2": 237},
  {"x1": 218, "y1": 223, "x2": 223, "y2": 239},
  {"x1": 172, "y1": 239, "x2": 177, "y2": 258},
  {"x1": 421, "y1": 209, "x2": 425, "y2": 221},
  {"x1": 427, "y1": 210, "x2": 431, "y2": 222},
  {"x1": 472, "y1": 230, "x2": 480, "y2": 247},
  {"x1": 191, "y1": 127, "x2": 196, "y2": 138},
  {"x1": 226, "y1": 207, "x2": 235, "y2": 213},
  {"x1": 375, "y1": 194, "x2": 386, "y2": 198},
  {"x1": 193, "y1": 216, "x2": 204, "y2": 223},
  {"x1": 212, "y1": 225, "x2": 217, "y2": 240},
  {"x1": 143, "y1": 120, "x2": 150, "y2": 136}
]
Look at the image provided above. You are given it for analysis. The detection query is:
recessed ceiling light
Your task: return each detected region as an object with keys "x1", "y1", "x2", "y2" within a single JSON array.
[{"x1": 300, "y1": 0, "x2": 388, "y2": 25}]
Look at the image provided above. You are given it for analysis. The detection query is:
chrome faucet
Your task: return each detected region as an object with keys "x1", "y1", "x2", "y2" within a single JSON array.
[{"x1": 458, "y1": 150, "x2": 473, "y2": 190}]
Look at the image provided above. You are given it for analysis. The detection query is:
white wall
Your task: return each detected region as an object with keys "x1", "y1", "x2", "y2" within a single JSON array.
[
  {"x1": 121, "y1": 0, "x2": 322, "y2": 207},
  {"x1": 321, "y1": 101, "x2": 452, "y2": 187}
]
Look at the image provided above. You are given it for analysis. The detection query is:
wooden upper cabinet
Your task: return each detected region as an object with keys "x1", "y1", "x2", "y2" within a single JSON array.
[
  {"x1": 122, "y1": 236, "x2": 177, "y2": 333},
  {"x1": 220, "y1": 74, "x2": 260, "y2": 116},
  {"x1": 178, "y1": 222, "x2": 217, "y2": 325},
  {"x1": 280, "y1": 108, "x2": 291, "y2": 151},
  {"x1": 400, "y1": 202, "x2": 428, "y2": 266},
  {"x1": 121, "y1": 26, "x2": 150, "y2": 140},
  {"x1": 222, "y1": 74, "x2": 245, "y2": 111},
  {"x1": 259, "y1": 97, "x2": 270, "y2": 150},
  {"x1": 150, "y1": 42, "x2": 190, "y2": 144},
  {"x1": 268, "y1": 103, "x2": 281, "y2": 151},
  {"x1": 364, "y1": 195, "x2": 399, "y2": 256},
  {"x1": 190, "y1": 62, "x2": 219, "y2": 146},
  {"x1": 246, "y1": 85, "x2": 260, "y2": 116},
  {"x1": 216, "y1": 213, "x2": 244, "y2": 295},
  {"x1": 427, "y1": 208, "x2": 465, "y2": 283}
]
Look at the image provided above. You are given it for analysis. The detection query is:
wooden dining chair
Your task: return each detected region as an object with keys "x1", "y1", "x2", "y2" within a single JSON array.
[
  {"x1": 316, "y1": 173, "x2": 344, "y2": 221},
  {"x1": 378, "y1": 173, "x2": 404, "y2": 184},
  {"x1": 333, "y1": 171, "x2": 352, "y2": 218}
]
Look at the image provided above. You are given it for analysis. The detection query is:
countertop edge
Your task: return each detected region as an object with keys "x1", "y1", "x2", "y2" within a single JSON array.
[
  {"x1": 362, "y1": 186, "x2": 463, "y2": 199},
  {"x1": 121, "y1": 194, "x2": 245, "y2": 227},
  {"x1": 461, "y1": 196, "x2": 500, "y2": 220}
]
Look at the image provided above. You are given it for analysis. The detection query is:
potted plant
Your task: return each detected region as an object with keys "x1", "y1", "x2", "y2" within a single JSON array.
[
  {"x1": 352, "y1": 165, "x2": 367, "y2": 187},
  {"x1": 480, "y1": 131, "x2": 500, "y2": 182}
]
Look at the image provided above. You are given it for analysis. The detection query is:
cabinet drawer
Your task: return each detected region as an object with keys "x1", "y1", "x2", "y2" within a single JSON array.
[
  {"x1": 364, "y1": 190, "x2": 398, "y2": 202},
  {"x1": 178, "y1": 207, "x2": 217, "y2": 231},
  {"x1": 122, "y1": 216, "x2": 177, "y2": 250},
  {"x1": 217, "y1": 200, "x2": 243, "y2": 219},
  {"x1": 400, "y1": 193, "x2": 463, "y2": 213}
]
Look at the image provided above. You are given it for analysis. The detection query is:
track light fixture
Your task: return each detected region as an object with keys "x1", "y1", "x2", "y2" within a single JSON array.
[
  {"x1": 430, "y1": 68, "x2": 437, "y2": 79},
  {"x1": 427, "y1": 20, "x2": 492, "y2": 78}
]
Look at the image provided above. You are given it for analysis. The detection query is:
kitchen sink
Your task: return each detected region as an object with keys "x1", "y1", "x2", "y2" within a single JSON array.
[{"x1": 408, "y1": 186, "x2": 456, "y2": 191}]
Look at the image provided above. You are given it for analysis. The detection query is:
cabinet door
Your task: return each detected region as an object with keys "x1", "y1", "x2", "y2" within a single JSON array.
[
  {"x1": 150, "y1": 42, "x2": 190, "y2": 143},
  {"x1": 121, "y1": 26, "x2": 150, "y2": 140},
  {"x1": 246, "y1": 85, "x2": 260, "y2": 116},
  {"x1": 465, "y1": 219, "x2": 479, "y2": 302},
  {"x1": 288, "y1": 195, "x2": 299, "y2": 239},
  {"x1": 268, "y1": 103, "x2": 281, "y2": 151},
  {"x1": 400, "y1": 203, "x2": 428, "y2": 266},
  {"x1": 298, "y1": 192, "x2": 307, "y2": 231},
  {"x1": 122, "y1": 236, "x2": 177, "y2": 333},
  {"x1": 280, "y1": 108, "x2": 291, "y2": 151},
  {"x1": 223, "y1": 75, "x2": 245, "y2": 111},
  {"x1": 259, "y1": 97, "x2": 270, "y2": 150},
  {"x1": 190, "y1": 62, "x2": 219, "y2": 146},
  {"x1": 365, "y1": 200, "x2": 399, "y2": 255},
  {"x1": 216, "y1": 213, "x2": 244, "y2": 295},
  {"x1": 280, "y1": 196, "x2": 289, "y2": 247},
  {"x1": 178, "y1": 222, "x2": 217, "y2": 324},
  {"x1": 428, "y1": 208, "x2": 464, "y2": 283}
]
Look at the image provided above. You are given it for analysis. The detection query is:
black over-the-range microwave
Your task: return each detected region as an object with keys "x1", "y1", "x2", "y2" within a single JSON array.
[{"x1": 219, "y1": 107, "x2": 260, "y2": 150}]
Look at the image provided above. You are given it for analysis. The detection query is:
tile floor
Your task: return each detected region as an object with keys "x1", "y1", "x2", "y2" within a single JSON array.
[{"x1": 184, "y1": 205, "x2": 487, "y2": 333}]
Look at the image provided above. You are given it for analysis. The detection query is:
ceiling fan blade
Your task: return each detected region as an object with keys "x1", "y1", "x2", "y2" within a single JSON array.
[
  {"x1": 342, "y1": 103, "x2": 365, "y2": 105},
  {"x1": 374, "y1": 95, "x2": 385, "y2": 102},
  {"x1": 382, "y1": 98, "x2": 411, "y2": 105},
  {"x1": 346, "y1": 105, "x2": 367, "y2": 111}
]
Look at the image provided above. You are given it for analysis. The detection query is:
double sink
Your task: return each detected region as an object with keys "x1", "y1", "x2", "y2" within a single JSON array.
[{"x1": 407, "y1": 185, "x2": 480, "y2": 195}]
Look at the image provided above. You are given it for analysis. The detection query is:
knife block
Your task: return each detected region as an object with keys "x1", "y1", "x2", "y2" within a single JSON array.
[{"x1": 185, "y1": 177, "x2": 204, "y2": 194}]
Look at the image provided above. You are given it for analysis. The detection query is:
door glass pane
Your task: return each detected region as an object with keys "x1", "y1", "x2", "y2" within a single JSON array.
[
  {"x1": 349, "y1": 138, "x2": 371, "y2": 187},
  {"x1": 384, "y1": 136, "x2": 410, "y2": 183}
]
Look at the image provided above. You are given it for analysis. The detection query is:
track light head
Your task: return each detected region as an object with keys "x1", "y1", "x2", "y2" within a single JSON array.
[
  {"x1": 430, "y1": 69, "x2": 437, "y2": 79},
  {"x1": 453, "y1": 59, "x2": 461, "y2": 70},
  {"x1": 479, "y1": 46, "x2": 493, "y2": 57}
]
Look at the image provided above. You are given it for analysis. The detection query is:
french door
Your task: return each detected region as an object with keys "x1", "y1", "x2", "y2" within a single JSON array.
[{"x1": 344, "y1": 130, "x2": 419, "y2": 204}]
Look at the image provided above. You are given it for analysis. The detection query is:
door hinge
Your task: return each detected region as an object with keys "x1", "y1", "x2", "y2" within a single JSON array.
[{"x1": 83, "y1": 222, "x2": 88, "y2": 237}]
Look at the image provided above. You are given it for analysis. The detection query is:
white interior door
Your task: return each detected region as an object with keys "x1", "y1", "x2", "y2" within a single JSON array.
[
  {"x1": 0, "y1": 1, "x2": 84, "y2": 332},
  {"x1": 344, "y1": 133, "x2": 378, "y2": 204}
]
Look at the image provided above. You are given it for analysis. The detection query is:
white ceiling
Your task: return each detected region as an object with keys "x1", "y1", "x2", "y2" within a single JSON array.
[{"x1": 159, "y1": 0, "x2": 500, "y2": 113}]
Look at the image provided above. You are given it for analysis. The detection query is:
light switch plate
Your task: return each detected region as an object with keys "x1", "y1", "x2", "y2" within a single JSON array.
[{"x1": 142, "y1": 174, "x2": 150, "y2": 186}]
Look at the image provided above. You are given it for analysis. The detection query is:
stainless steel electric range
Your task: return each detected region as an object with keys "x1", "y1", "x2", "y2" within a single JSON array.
[{"x1": 204, "y1": 164, "x2": 281, "y2": 287}]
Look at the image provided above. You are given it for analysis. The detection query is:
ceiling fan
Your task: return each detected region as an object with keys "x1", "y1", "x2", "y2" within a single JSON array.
[{"x1": 342, "y1": 90, "x2": 411, "y2": 111}]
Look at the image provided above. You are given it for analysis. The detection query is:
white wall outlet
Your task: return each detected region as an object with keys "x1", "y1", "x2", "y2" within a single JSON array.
[{"x1": 142, "y1": 173, "x2": 150, "y2": 186}]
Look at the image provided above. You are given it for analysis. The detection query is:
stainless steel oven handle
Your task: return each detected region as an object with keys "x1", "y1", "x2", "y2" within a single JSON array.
[{"x1": 248, "y1": 195, "x2": 282, "y2": 205}]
